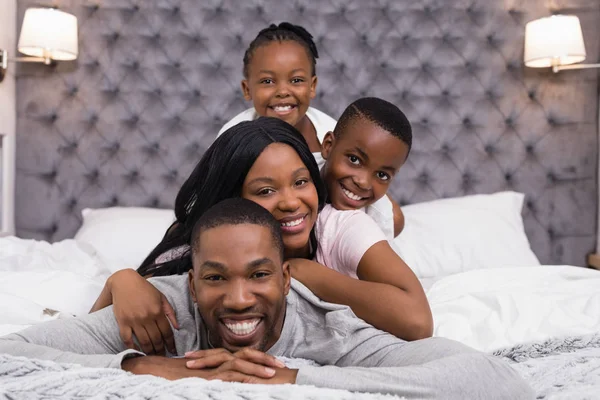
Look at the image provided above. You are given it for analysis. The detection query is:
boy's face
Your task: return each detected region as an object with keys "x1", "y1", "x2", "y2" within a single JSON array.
[
  {"x1": 241, "y1": 41, "x2": 317, "y2": 129},
  {"x1": 189, "y1": 223, "x2": 291, "y2": 353},
  {"x1": 321, "y1": 118, "x2": 409, "y2": 210}
]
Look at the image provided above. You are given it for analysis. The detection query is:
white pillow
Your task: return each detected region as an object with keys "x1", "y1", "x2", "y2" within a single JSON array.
[
  {"x1": 74, "y1": 207, "x2": 176, "y2": 270},
  {"x1": 391, "y1": 191, "x2": 540, "y2": 279}
]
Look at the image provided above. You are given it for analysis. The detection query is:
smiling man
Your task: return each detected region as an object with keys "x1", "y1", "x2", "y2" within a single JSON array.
[{"x1": 0, "y1": 198, "x2": 533, "y2": 399}]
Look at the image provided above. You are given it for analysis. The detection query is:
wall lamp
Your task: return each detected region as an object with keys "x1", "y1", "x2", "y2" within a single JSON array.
[
  {"x1": 0, "y1": 7, "x2": 78, "y2": 83},
  {"x1": 524, "y1": 15, "x2": 598, "y2": 73}
]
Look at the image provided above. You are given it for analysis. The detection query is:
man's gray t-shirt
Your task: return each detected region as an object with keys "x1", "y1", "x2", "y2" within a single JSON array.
[{"x1": 0, "y1": 276, "x2": 533, "y2": 399}]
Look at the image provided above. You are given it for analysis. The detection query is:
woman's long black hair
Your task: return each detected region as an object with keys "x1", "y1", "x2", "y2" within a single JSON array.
[{"x1": 137, "y1": 117, "x2": 326, "y2": 277}]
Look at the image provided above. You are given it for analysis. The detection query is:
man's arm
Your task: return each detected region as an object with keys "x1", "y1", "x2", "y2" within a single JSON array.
[
  {"x1": 295, "y1": 334, "x2": 533, "y2": 400},
  {"x1": 0, "y1": 306, "x2": 142, "y2": 368}
]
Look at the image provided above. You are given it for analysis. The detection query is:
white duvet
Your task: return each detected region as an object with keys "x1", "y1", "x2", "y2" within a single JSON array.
[{"x1": 1, "y1": 236, "x2": 599, "y2": 352}]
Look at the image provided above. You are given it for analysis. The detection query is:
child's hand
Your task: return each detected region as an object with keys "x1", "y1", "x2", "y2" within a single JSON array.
[{"x1": 108, "y1": 269, "x2": 179, "y2": 355}]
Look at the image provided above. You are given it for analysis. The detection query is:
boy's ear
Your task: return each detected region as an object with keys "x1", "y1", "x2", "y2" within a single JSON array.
[
  {"x1": 241, "y1": 80, "x2": 252, "y2": 101},
  {"x1": 321, "y1": 131, "x2": 335, "y2": 159},
  {"x1": 309, "y1": 76, "x2": 317, "y2": 99},
  {"x1": 188, "y1": 269, "x2": 197, "y2": 303},
  {"x1": 282, "y1": 261, "x2": 291, "y2": 295}
]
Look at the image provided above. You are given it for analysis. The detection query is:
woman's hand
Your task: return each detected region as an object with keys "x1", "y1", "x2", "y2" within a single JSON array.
[{"x1": 108, "y1": 269, "x2": 180, "y2": 355}]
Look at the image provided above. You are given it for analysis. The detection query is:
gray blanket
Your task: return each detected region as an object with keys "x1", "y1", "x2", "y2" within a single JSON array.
[
  {"x1": 1, "y1": 334, "x2": 599, "y2": 400},
  {"x1": 494, "y1": 332, "x2": 600, "y2": 400}
]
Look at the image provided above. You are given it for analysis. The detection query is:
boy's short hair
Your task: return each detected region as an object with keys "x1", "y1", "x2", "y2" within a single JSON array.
[
  {"x1": 334, "y1": 97, "x2": 412, "y2": 151},
  {"x1": 191, "y1": 198, "x2": 284, "y2": 261}
]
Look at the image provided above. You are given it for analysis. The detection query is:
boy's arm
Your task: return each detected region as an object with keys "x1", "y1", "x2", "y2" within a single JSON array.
[{"x1": 388, "y1": 194, "x2": 405, "y2": 237}]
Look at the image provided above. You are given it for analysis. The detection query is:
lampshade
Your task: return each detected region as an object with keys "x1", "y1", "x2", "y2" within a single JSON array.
[
  {"x1": 17, "y1": 8, "x2": 78, "y2": 61},
  {"x1": 524, "y1": 15, "x2": 586, "y2": 68}
]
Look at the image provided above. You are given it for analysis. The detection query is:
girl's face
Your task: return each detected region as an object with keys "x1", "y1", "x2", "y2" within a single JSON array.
[
  {"x1": 242, "y1": 143, "x2": 319, "y2": 259},
  {"x1": 241, "y1": 41, "x2": 317, "y2": 129}
]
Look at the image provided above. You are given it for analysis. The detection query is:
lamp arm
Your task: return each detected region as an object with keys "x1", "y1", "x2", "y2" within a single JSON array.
[{"x1": 553, "y1": 63, "x2": 600, "y2": 73}]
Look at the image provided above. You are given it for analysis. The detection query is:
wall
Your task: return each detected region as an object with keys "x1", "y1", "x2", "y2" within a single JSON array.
[
  {"x1": 0, "y1": 0, "x2": 17, "y2": 234},
  {"x1": 14, "y1": 0, "x2": 600, "y2": 266}
]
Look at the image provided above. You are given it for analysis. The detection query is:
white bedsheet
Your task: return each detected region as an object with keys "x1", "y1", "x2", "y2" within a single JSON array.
[
  {"x1": 1, "y1": 236, "x2": 599, "y2": 353},
  {"x1": 0, "y1": 236, "x2": 115, "y2": 334},
  {"x1": 428, "y1": 265, "x2": 600, "y2": 351}
]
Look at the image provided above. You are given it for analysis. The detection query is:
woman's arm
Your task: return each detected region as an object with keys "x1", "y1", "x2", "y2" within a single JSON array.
[{"x1": 290, "y1": 242, "x2": 432, "y2": 341}]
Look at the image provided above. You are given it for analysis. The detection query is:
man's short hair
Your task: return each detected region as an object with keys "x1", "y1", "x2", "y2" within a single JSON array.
[
  {"x1": 334, "y1": 97, "x2": 412, "y2": 152},
  {"x1": 191, "y1": 198, "x2": 284, "y2": 261}
]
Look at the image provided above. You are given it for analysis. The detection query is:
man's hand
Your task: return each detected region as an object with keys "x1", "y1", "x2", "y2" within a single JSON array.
[
  {"x1": 122, "y1": 355, "x2": 297, "y2": 384},
  {"x1": 185, "y1": 348, "x2": 286, "y2": 379}
]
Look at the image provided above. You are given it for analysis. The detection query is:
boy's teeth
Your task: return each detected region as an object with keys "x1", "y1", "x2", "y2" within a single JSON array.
[
  {"x1": 225, "y1": 319, "x2": 260, "y2": 336},
  {"x1": 342, "y1": 188, "x2": 364, "y2": 201},
  {"x1": 281, "y1": 217, "x2": 304, "y2": 227}
]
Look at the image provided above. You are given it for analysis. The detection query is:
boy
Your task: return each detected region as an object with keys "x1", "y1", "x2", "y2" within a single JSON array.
[{"x1": 321, "y1": 97, "x2": 411, "y2": 239}]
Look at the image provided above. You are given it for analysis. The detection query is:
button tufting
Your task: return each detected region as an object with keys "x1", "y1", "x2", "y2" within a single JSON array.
[
  {"x1": 547, "y1": 117, "x2": 556, "y2": 126},
  {"x1": 462, "y1": 117, "x2": 472, "y2": 126},
  {"x1": 504, "y1": 172, "x2": 512, "y2": 181},
  {"x1": 525, "y1": 144, "x2": 534, "y2": 154},
  {"x1": 441, "y1": 143, "x2": 451, "y2": 154},
  {"x1": 109, "y1": 196, "x2": 119, "y2": 206},
  {"x1": 505, "y1": 117, "x2": 514, "y2": 127},
  {"x1": 418, "y1": 172, "x2": 429, "y2": 184},
  {"x1": 86, "y1": 169, "x2": 99, "y2": 183},
  {"x1": 485, "y1": 144, "x2": 495, "y2": 154},
  {"x1": 528, "y1": 90, "x2": 536, "y2": 100},
  {"x1": 421, "y1": 117, "x2": 428, "y2": 125},
  {"x1": 546, "y1": 172, "x2": 557, "y2": 183},
  {"x1": 172, "y1": 6, "x2": 179, "y2": 14}
]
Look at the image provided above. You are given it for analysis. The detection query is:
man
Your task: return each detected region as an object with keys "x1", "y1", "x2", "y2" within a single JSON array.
[{"x1": 0, "y1": 198, "x2": 533, "y2": 399}]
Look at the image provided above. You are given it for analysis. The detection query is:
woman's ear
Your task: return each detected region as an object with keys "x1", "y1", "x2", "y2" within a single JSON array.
[
  {"x1": 282, "y1": 261, "x2": 291, "y2": 295},
  {"x1": 321, "y1": 131, "x2": 335, "y2": 159},
  {"x1": 241, "y1": 80, "x2": 252, "y2": 101},
  {"x1": 188, "y1": 269, "x2": 197, "y2": 303}
]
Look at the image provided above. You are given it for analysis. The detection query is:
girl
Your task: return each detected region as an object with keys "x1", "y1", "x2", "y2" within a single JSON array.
[
  {"x1": 218, "y1": 22, "x2": 336, "y2": 168},
  {"x1": 91, "y1": 118, "x2": 431, "y2": 356}
]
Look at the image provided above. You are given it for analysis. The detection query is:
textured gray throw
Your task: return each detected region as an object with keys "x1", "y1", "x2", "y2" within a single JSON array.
[
  {"x1": 1, "y1": 334, "x2": 599, "y2": 399},
  {"x1": 494, "y1": 332, "x2": 600, "y2": 399}
]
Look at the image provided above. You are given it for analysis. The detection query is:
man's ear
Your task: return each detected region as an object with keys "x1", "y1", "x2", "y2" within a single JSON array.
[
  {"x1": 188, "y1": 269, "x2": 197, "y2": 303},
  {"x1": 321, "y1": 131, "x2": 335, "y2": 159},
  {"x1": 309, "y1": 75, "x2": 317, "y2": 99},
  {"x1": 282, "y1": 261, "x2": 291, "y2": 295},
  {"x1": 241, "y1": 80, "x2": 251, "y2": 101}
]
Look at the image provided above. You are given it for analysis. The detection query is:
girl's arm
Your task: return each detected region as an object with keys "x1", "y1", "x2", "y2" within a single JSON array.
[
  {"x1": 89, "y1": 269, "x2": 179, "y2": 355},
  {"x1": 290, "y1": 243, "x2": 432, "y2": 341}
]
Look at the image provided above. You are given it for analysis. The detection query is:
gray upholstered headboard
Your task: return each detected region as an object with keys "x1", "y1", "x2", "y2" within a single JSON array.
[{"x1": 15, "y1": 0, "x2": 600, "y2": 266}]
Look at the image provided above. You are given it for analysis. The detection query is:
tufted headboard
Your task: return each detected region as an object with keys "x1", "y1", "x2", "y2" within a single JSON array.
[{"x1": 15, "y1": 0, "x2": 600, "y2": 266}]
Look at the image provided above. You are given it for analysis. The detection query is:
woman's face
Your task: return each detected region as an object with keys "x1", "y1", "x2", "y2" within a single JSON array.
[{"x1": 242, "y1": 143, "x2": 319, "y2": 259}]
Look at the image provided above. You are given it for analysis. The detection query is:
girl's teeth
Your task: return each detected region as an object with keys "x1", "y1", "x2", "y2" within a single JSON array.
[
  {"x1": 343, "y1": 188, "x2": 363, "y2": 201},
  {"x1": 225, "y1": 319, "x2": 260, "y2": 336},
  {"x1": 274, "y1": 105, "x2": 292, "y2": 112},
  {"x1": 281, "y1": 217, "x2": 304, "y2": 227}
]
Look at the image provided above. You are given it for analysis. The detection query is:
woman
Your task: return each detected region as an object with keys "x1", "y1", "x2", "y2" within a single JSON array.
[{"x1": 91, "y1": 118, "x2": 431, "y2": 355}]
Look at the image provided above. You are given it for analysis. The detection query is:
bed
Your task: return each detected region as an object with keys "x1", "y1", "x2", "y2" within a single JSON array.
[
  {"x1": 2, "y1": 191, "x2": 600, "y2": 399},
  {"x1": 4, "y1": 0, "x2": 600, "y2": 398}
]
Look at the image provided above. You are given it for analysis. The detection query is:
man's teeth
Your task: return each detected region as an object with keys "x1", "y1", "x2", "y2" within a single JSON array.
[
  {"x1": 225, "y1": 319, "x2": 260, "y2": 336},
  {"x1": 273, "y1": 105, "x2": 293, "y2": 112},
  {"x1": 342, "y1": 188, "x2": 364, "y2": 201},
  {"x1": 281, "y1": 217, "x2": 304, "y2": 227}
]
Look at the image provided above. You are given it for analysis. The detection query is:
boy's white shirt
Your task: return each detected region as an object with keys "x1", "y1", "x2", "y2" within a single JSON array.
[{"x1": 218, "y1": 106, "x2": 396, "y2": 240}]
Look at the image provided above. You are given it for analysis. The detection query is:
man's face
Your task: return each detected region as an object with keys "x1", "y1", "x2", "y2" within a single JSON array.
[{"x1": 189, "y1": 223, "x2": 290, "y2": 353}]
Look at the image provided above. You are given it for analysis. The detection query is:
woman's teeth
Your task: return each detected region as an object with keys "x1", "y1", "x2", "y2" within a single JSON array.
[
  {"x1": 281, "y1": 217, "x2": 304, "y2": 227},
  {"x1": 225, "y1": 319, "x2": 260, "y2": 336},
  {"x1": 342, "y1": 188, "x2": 364, "y2": 201}
]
